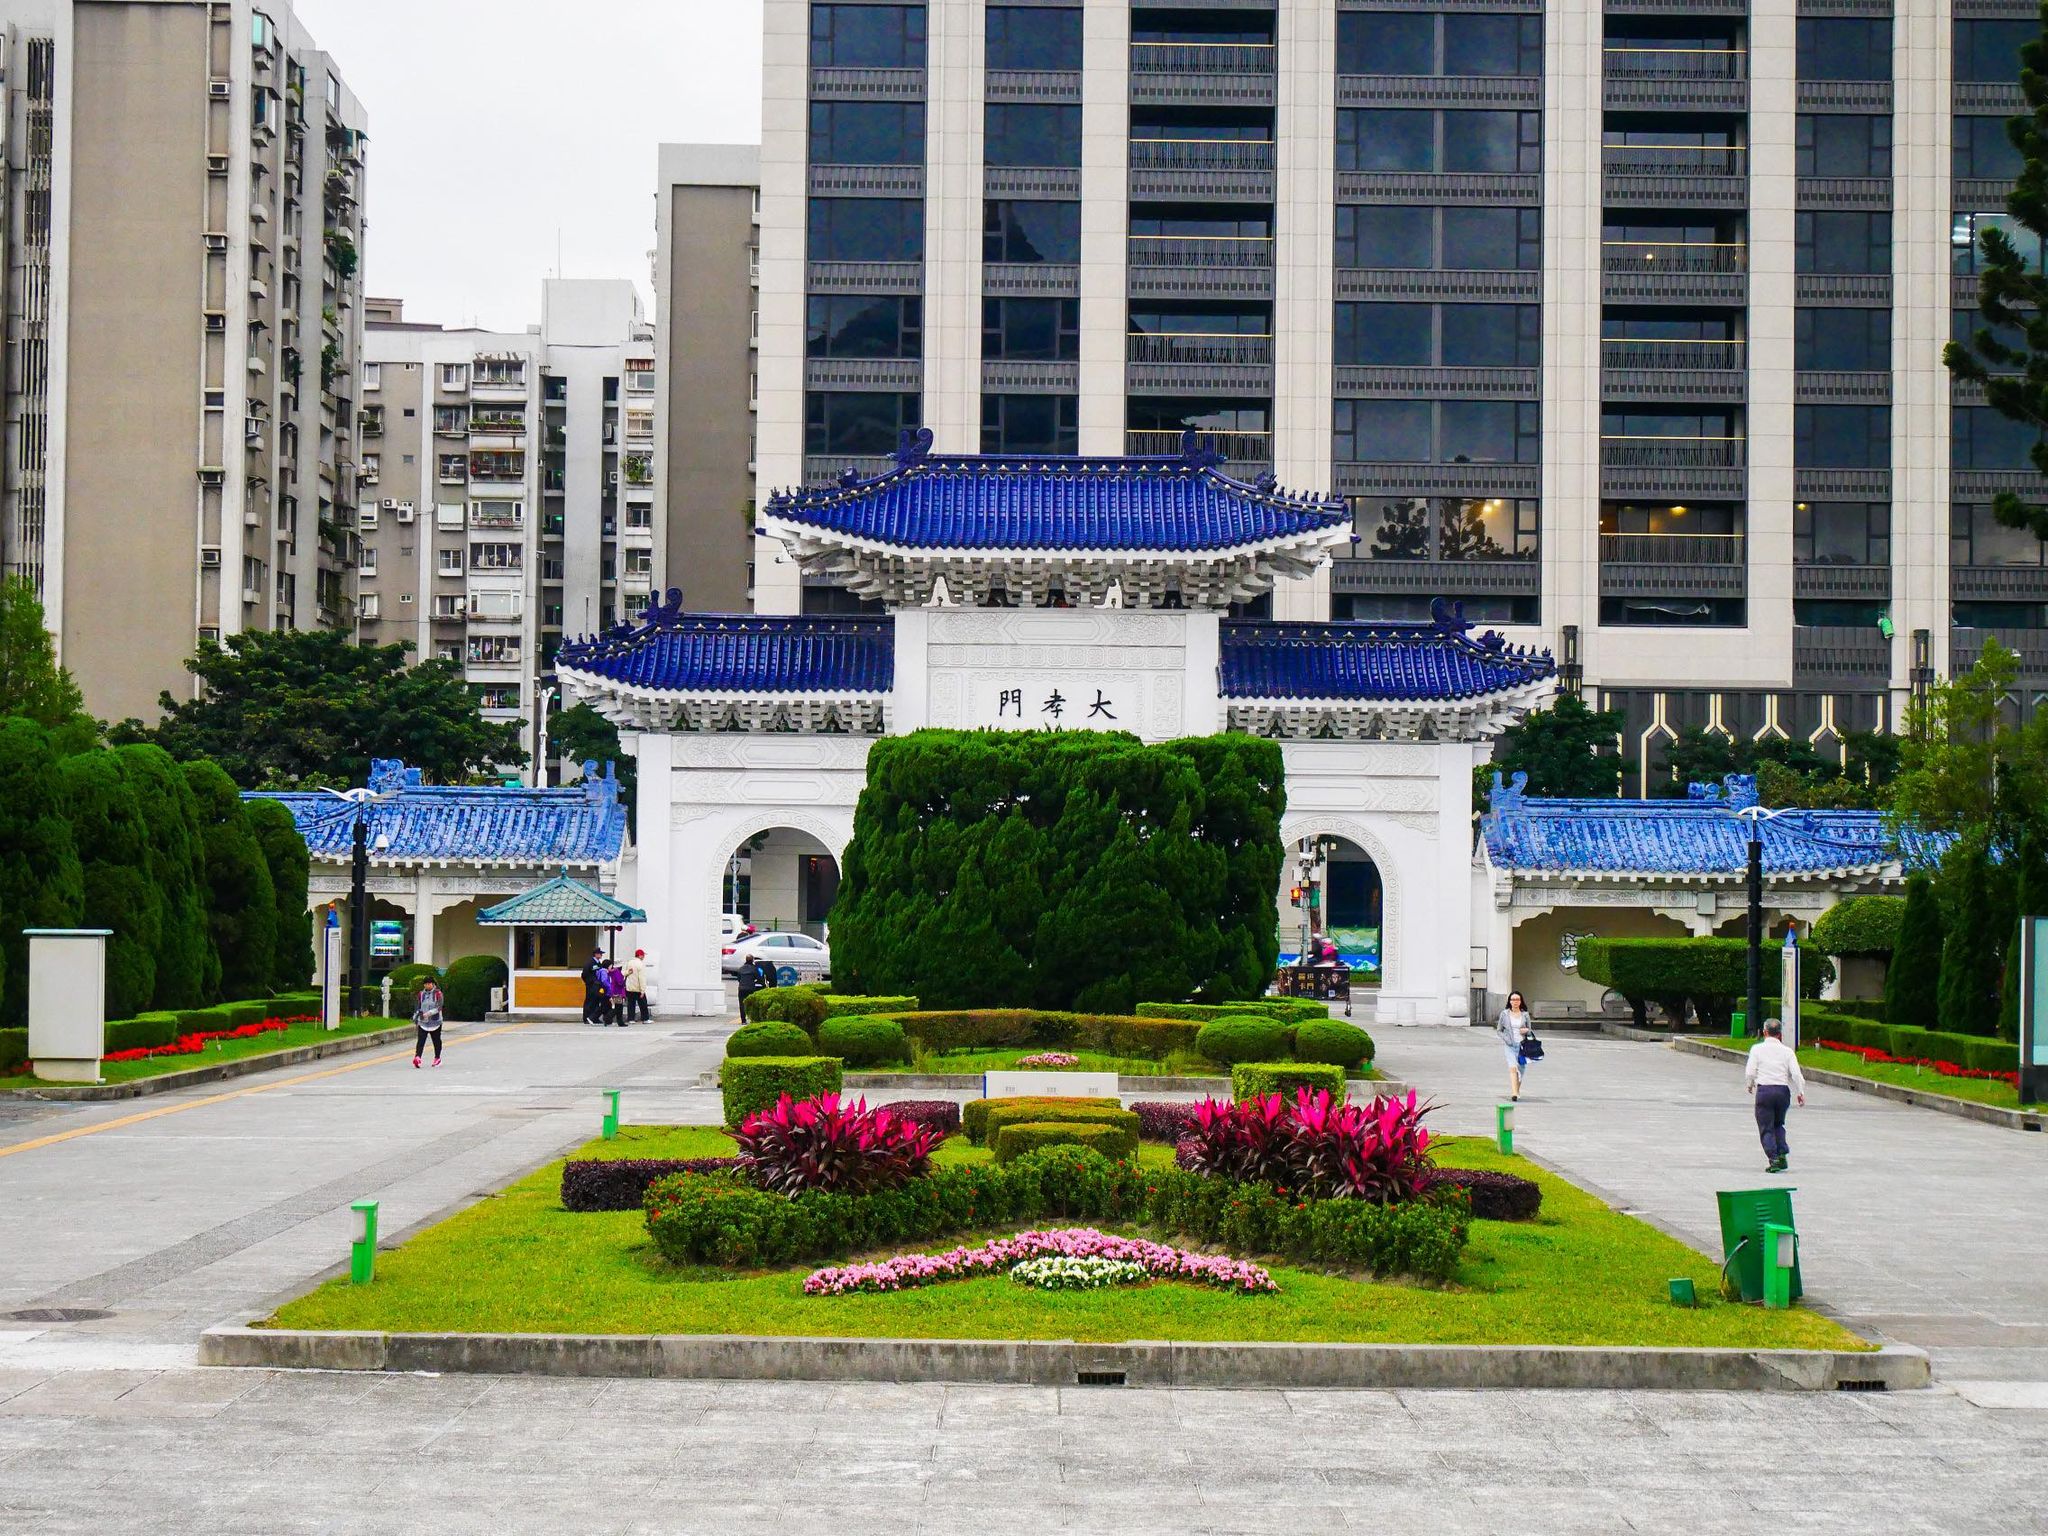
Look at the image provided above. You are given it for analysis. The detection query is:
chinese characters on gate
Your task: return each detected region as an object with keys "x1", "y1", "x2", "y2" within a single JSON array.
[{"x1": 997, "y1": 687, "x2": 1117, "y2": 727}]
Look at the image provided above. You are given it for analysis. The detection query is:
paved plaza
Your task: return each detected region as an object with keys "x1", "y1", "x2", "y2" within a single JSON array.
[{"x1": 0, "y1": 1017, "x2": 2045, "y2": 1533}]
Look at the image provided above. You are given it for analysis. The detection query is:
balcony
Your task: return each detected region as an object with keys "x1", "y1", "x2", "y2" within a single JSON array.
[
  {"x1": 1603, "y1": 47, "x2": 1747, "y2": 111},
  {"x1": 807, "y1": 260, "x2": 923, "y2": 294},
  {"x1": 1600, "y1": 533, "x2": 1747, "y2": 597},
  {"x1": 1128, "y1": 138, "x2": 1275, "y2": 201},
  {"x1": 1129, "y1": 42, "x2": 1275, "y2": 109},
  {"x1": 1795, "y1": 564, "x2": 1891, "y2": 601},
  {"x1": 1331, "y1": 556, "x2": 1540, "y2": 598},
  {"x1": 1793, "y1": 625, "x2": 1893, "y2": 687},
  {"x1": 1601, "y1": 241, "x2": 1746, "y2": 304},
  {"x1": 1126, "y1": 429, "x2": 1271, "y2": 477},
  {"x1": 1952, "y1": 565, "x2": 2048, "y2": 601},
  {"x1": 1126, "y1": 332, "x2": 1274, "y2": 393},
  {"x1": 1601, "y1": 144, "x2": 1747, "y2": 208},
  {"x1": 1599, "y1": 435, "x2": 1746, "y2": 497},
  {"x1": 1954, "y1": 627, "x2": 2048, "y2": 676},
  {"x1": 1126, "y1": 236, "x2": 1274, "y2": 300},
  {"x1": 1601, "y1": 338, "x2": 1746, "y2": 402}
]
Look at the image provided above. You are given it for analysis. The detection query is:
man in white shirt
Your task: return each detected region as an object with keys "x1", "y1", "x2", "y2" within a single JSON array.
[{"x1": 1744, "y1": 1019, "x2": 1807, "y2": 1174}]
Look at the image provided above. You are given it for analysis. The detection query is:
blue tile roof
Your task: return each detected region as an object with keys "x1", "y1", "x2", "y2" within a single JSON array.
[
  {"x1": 556, "y1": 606, "x2": 894, "y2": 695},
  {"x1": 1482, "y1": 773, "x2": 1952, "y2": 878},
  {"x1": 768, "y1": 429, "x2": 1350, "y2": 552},
  {"x1": 479, "y1": 874, "x2": 645, "y2": 927},
  {"x1": 1219, "y1": 603, "x2": 1556, "y2": 701},
  {"x1": 246, "y1": 760, "x2": 628, "y2": 866}
]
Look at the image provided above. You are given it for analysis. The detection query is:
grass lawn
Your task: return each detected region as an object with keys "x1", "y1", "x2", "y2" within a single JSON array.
[
  {"x1": 0, "y1": 1016, "x2": 410, "y2": 1092},
  {"x1": 1690, "y1": 1037, "x2": 2043, "y2": 1112},
  {"x1": 265, "y1": 1125, "x2": 1857, "y2": 1350}
]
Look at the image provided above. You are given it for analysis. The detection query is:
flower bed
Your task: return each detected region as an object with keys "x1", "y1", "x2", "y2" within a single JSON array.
[
  {"x1": 803, "y1": 1227, "x2": 1278, "y2": 1297},
  {"x1": 1010, "y1": 1256, "x2": 1148, "y2": 1291},
  {"x1": 1815, "y1": 1037, "x2": 2019, "y2": 1088},
  {"x1": 1014, "y1": 1052, "x2": 1080, "y2": 1069},
  {"x1": 101, "y1": 1014, "x2": 312, "y2": 1064},
  {"x1": 1131, "y1": 1100, "x2": 1199, "y2": 1143}
]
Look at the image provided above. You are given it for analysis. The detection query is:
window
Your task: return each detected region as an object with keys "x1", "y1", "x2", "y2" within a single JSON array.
[
  {"x1": 437, "y1": 454, "x2": 467, "y2": 483},
  {"x1": 806, "y1": 295, "x2": 922, "y2": 358},
  {"x1": 1796, "y1": 18, "x2": 1890, "y2": 81},
  {"x1": 439, "y1": 363, "x2": 468, "y2": 391},
  {"x1": 1954, "y1": 116, "x2": 2024, "y2": 181},
  {"x1": 808, "y1": 102, "x2": 924, "y2": 165},
  {"x1": 809, "y1": 4, "x2": 926, "y2": 67},
  {"x1": 1599, "y1": 596, "x2": 1746, "y2": 627},
  {"x1": 1335, "y1": 303, "x2": 1432, "y2": 366},
  {"x1": 987, "y1": 5, "x2": 1080, "y2": 69},
  {"x1": 434, "y1": 405, "x2": 466, "y2": 435},
  {"x1": 1442, "y1": 14, "x2": 1542, "y2": 76},
  {"x1": 357, "y1": 454, "x2": 379, "y2": 486},
  {"x1": 981, "y1": 394, "x2": 1079, "y2": 454},
  {"x1": 1442, "y1": 206, "x2": 1541, "y2": 270},
  {"x1": 477, "y1": 686, "x2": 519, "y2": 712},
  {"x1": 1953, "y1": 211, "x2": 2046, "y2": 274},
  {"x1": 1795, "y1": 502, "x2": 1890, "y2": 565},
  {"x1": 1796, "y1": 115, "x2": 1890, "y2": 178},
  {"x1": 1953, "y1": 405, "x2": 2042, "y2": 470},
  {"x1": 1955, "y1": 19, "x2": 2033, "y2": 83},
  {"x1": 982, "y1": 298, "x2": 1079, "y2": 361},
  {"x1": 470, "y1": 542, "x2": 522, "y2": 571},
  {"x1": 805, "y1": 391, "x2": 920, "y2": 455},
  {"x1": 1952, "y1": 306, "x2": 2028, "y2": 362},
  {"x1": 1334, "y1": 12, "x2": 1539, "y2": 76},
  {"x1": 1441, "y1": 304, "x2": 1540, "y2": 366},
  {"x1": 438, "y1": 548, "x2": 464, "y2": 575},
  {"x1": 808, "y1": 198, "x2": 923, "y2": 262},
  {"x1": 1796, "y1": 309, "x2": 1889, "y2": 371},
  {"x1": 361, "y1": 362, "x2": 381, "y2": 391},
  {"x1": 1334, "y1": 206, "x2": 1538, "y2": 270},
  {"x1": 1337, "y1": 12, "x2": 1432, "y2": 73},
  {"x1": 357, "y1": 546, "x2": 378, "y2": 576},
  {"x1": 1335, "y1": 205, "x2": 1432, "y2": 268},
  {"x1": 1796, "y1": 211, "x2": 1890, "y2": 274},
  {"x1": 1442, "y1": 110, "x2": 1541, "y2": 173},
  {"x1": 985, "y1": 104, "x2": 1081, "y2": 168},
  {"x1": 1796, "y1": 406, "x2": 1890, "y2": 468},
  {"x1": 359, "y1": 592, "x2": 380, "y2": 619},
  {"x1": 467, "y1": 634, "x2": 521, "y2": 664},
  {"x1": 1441, "y1": 400, "x2": 1538, "y2": 463},
  {"x1": 1952, "y1": 502, "x2": 2048, "y2": 566},
  {"x1": 984, "y1": 200, "x2": 1080, "y2": 263},
  {"x1": 1338, "y1": 109, "x2": 1433, "y2": 172},
  {"x1": 1332, "y1": 400, "x2": 1537, "y2": 463},
  {"x1": 1333, "y1": 303, "x2": 1538, "y2": 366},
  {"x1": 1352, "y1": 496, "x2": 1537, "y2": 559}
]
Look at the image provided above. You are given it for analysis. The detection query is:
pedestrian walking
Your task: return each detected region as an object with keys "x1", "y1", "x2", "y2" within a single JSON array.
[
  {"x1": 624, "y1": 948, "x2": 650, "y2": 1024},
  {"x1": 1744, "y1": 1018, "x2": 1806, "y2": 1173},
  {"x1": 580, "y1": 949, "x2": 606, "y2": 1026},
  {"x1": 737, "y1": 950, "x2": 778, "y2": 1007},
  {"x1": 603, "y1": 959, "x2": 630, "y2": 1027},
  {"x1": 412, "y1": 978, "x2": 445, "y2": 1068},
  {"x1": 1496, "y1": 990, "x2": 1537, "y2": 1101}
]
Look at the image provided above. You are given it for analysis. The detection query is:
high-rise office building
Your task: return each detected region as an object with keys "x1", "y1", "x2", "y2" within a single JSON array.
[
  {"x1": 653, "y1": 142, "x2": 761, "y2": 613},
  {"x1": 757, "y1": 0, "x2": 2042, "y2": 786},
  {"x1": 357, "y1": 281, "x2": 657, "y2": 759},
  {"x1": 0, "y1": 0, "x2": 368, "y2": 722}
]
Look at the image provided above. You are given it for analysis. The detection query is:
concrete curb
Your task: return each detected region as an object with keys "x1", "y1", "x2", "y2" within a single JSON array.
[
  {"x1": 1, "y1": 1022, "x2": 439, "y2": 1102},
  {"x1": 1674, "y1": 1036, "x2": 2046, "y2": 1133},
  {"x1": 1599, "y1": 1021, "x2": 1683, "y2": 1044},
  {"x1": 196, "y1": 1322, "x2": 1928, "y2": 1392}
]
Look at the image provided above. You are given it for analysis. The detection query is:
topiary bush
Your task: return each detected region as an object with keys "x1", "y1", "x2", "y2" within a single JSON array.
[
  {"x1": 993, "y1": 1120, "x2": 1138, "y2": 1165},
  {"x1": 819, "y1": 994, "x2": 918, "y2": 1019},
  {"x1": 441, "y1": 954, "x2": 509, "y2": 1022},
  {"x1": 1576, "y1": 936, "x2": 1828, "y2": 1030},
  {"x1": 1810, "y1": 895, "x2": 1906, "y2": 958},
  {"x1": 725, "y1": 1020, "x2": 817, "y2": 1058},
  {"x1": 0, "y1": 1027, "x2": 25, "y2": 1074},
  {"x1": 1292, "y1": 1018, "x2": 1375, "y2": 1068},
  {"x1": 560, "y1": 1156, "x2": 742, "y2": 1212},
  {"x1": 817, "y1": 1015, "x2": 910, "y2": 1067},
  {"x1": 1195, "y1": 1014, "x2": 1290, "y2": 1066},
  {"x1": 1136, "y1": 998, "x2": 1328, "y2": 1025},
  {"x1": 962, "y1": 1094, "x2": 1124, "y2": 1144},
  {"x1": 877, "y1": 1009, "x2": 1202, "y2": 1059},
  {"x1": 720, "y1": 1055, "x2": 843, "y2": 1128},
  {"x1": 1231, "y1": 1061, "x2": 1347, "y2": 1103},
  {"x1": 104, "y1": 1013, "x2": 181, "y2": 1053},
  {"x1": 740, "y1": 984, "x2": 828, "y2": 1032},
  {"x1": 385, "y1": 962, "x2": 442, "y2": 990},
  {"x1": 1422, "y1": 1166, "x2": 1542, "y2": 1221},
  {"x1": 1885, "y1": 871, "x2": 1943, "y2": 1031},
  {"x1": 981, "y1": 1099, "x2": 1139, "y2": 1149}
]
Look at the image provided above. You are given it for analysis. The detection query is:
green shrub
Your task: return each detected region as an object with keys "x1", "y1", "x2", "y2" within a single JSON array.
[
  {"x1": 993, "y1": 1120, "x2": 1138, "y2": 1165},
  {"x1": 816, "y1": 1015, "x2": 909, "y2": 1067},
  {"x1": 104, "y1": 1013, "x2": 181, "y2": 1053},
  {"x1": 1194, "y1": 1014, "x2": 1290, "y2": 1066},
  {"x1": 1577, "y1": 937, "x2": 1827, "y2": 1030},
  {"x1": 272, "y1": 989, "x2": 321, "y2": 1015},
  {"x1": 244, "y1": 795, "x2": 314, "y2": 991},
  {"x1": 1232, "y1": 1061, "x2": 1348, "y2": 1103},
  {"x1": 1136, "y1": 998, "x2": 1328, "y2": 1025},
  {"x1": 720, "y1": 1056, "x2": 843, "y2": 1127},
  {"x1": 724, "y1": 1021, "x2": 816, "y2": 1059},
  {"x1": 385, "y1": 962, "x2": 441, "y2": 990},
  {"x1": 183, "y1": 759, "x2": 277, "y2": 1004},
  {"x1": 981, "y1": 1100, "x2": 1138, "y2": 1148},
  {"x1": 0, "y1": 1027, "x2": 25, "y2": 1074},
  {"x1": 1810, "y1": 896, "x2": 1906, "y2": 958},
  {"x1": 387, "y1": 986, "x2": 418, "y2": 1021},
  {"x1": 962, "y1": 1094, "x2": 1123, "y2": 1144},
  {"x1": 1937, "y1": 834, "x2": 2003, "y2": 1038},
  {"x1": 1292, "y1": 1018, "x2": 1375, "y2": 1068},
  {"x1": 877, "y1": 1008, "x2": 1204, "y2": 1060},
  {"x1": 1885, "y1": 872, "x2": 1943, "y2": 1031},
  {"x1": 740, "y1": 984, "x2": 828, "y2": 1032},
  {"x1": 1823, "y1": 999, "x2": 1887, "y2": 1022},
  {"x1": 442, "y1": 954, "x2": 509, "y2": 1022},
  {"x1": 820, "y1": 993, "x2": 918, "y2": 1019}
]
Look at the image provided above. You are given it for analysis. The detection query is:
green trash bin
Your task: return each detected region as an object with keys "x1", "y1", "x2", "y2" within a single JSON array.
[
  {"x1": 1730, "y1": 1010, "x2": 1748, "y2": 1039},
  {"x1": 1716, "y1": 1187, "x2": 1801, "y2": 1304}
]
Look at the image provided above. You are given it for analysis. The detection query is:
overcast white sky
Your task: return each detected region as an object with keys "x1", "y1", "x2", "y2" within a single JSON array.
[{"x1": 294, "y1": 0, "x2": 763, "y2": 332}]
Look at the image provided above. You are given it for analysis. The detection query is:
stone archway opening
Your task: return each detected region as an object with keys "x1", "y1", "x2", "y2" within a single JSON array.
[
  {"x1": 1278, "y1": 833, "x2": 1384, "y2": 986},
  {"x1": 723, "y1": 826, "x2": 842, "y2": 941}
]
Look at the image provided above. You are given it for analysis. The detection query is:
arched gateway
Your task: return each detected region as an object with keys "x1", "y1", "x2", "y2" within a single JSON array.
[{"x1": 561, "y1": 433, "x2": 1554, "y2": 1023}]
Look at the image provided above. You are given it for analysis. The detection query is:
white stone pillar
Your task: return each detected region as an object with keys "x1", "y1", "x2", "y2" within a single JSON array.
[
  {"x1": 1746, "y1": 0, "x2": 1800, "y2": 691},
  {"x1": 1078, "y1": 0, "x2": 1130, "y2": 456},
  {"x1": 412, "y1": 870, "x2": 436, "y2": 968},
  {"x1": 923, "y1": 0, "x2": 986, "y2": 453},
  {"x1": 27, "y1": 928, "x2": 109, "y2": 1083},
  {"x1": 754, "y1": 0, "x2": 810, "y2": 615}
]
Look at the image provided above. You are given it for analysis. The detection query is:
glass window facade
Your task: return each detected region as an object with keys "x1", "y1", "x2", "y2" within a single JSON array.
[
  {"x1": 804, "y1": 392, "x2": 921, "y2": 455},
  {"x1": 809, "y1": 5, "x2": 927, "y2": 68},
  {"x1": 1796, "y1": 212, "x2": 1891, "y2": 274},
  {"x1": 1795, "y1": 502, "x2": 1890, "y2": 566},
  {"x1": 982, "y1": 394, "x2": 1079, "y2": 454},
  {"x1": 982, "y1": 297, "x2": 1079, "y2": 361},
  {"x1": 1797, "y1": 18, "x2": 1892, "y2": 81},
  {"x1": 1333, "y1": 400, "x2": 1539, "y2": 464},
  {"x1": 1795, "y1": 309, "x2": 1890, "y2": 371},
  {"x1": 808, "y1": 102, "x2": 925, "y2": 164},
  {"x1": 986, "y1": 5, "x2": 1080, "y2": 70},
  {"x1": 983, "y1": 200, "x2": 1080, "y2": 263},
  {"x1": 808, "y1": 198, "x2": 924, "y2": 261},
  {"x1": 985, "y1": 104, "x2": 1082, "y2": 167},
  {"x1": 1795, "y1": 406, "x2": 1891, "y2": 469},
  {"x1": 805, "y1": 295, "x2": 922, "y2": 358}
]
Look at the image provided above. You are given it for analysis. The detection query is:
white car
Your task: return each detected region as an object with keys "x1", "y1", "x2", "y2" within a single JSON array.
[
  {"x1": 720, "y1": 912, "x2": 748, "y2": 943},
  {"x1": 722, "y1": 930, "x2": 831, "y2": 985}
]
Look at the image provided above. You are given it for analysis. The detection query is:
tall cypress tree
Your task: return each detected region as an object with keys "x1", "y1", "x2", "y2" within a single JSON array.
[
  {"x1": 1886, "y1": 871, "x2": 1945, "y2": 1030},
  {"x1": 245, "y1": 797, "x2": 314, "y2": 991},
  {"x1": 182, "y1": 759, "x2": 278, "y2": 1003},
  {"x1": 1937, "y1": 834, "x2": 2004, "y2": 1037},
  {"x1": 118, "y1": 743, "x2": 216, "y2": 1008},
  {"x1": 56, "y1": 750, "x2": 161, "y2": 1019},
  {"x1": 0, "y1": 718, "x2": 84, "y2": 1023}
]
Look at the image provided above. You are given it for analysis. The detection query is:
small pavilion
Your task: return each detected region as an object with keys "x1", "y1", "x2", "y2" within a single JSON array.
[{"x1": 479, "y1": 874, "x2": 647, "y2": 1014}]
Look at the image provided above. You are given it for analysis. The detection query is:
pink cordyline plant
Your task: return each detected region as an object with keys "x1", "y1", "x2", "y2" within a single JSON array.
[
  {"x1": 803, "y1": 1227, "x2": 1279, "y2": 1296},
  {"x1": 731, "y1": 1092, "x2": 943, "y2": 1195},
  {"x1": 1177, "y1": 1088, "x2": 1437, "y2": 1203}
]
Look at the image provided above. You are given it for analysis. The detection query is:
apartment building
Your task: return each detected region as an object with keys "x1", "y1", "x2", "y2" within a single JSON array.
[
  {"x1": 0, "y1": 0, "x2": 367, "y2": 722},
  {"x1": 757, "y1": 0, "x2": 2045, "y2": 786},
  {"x1": 357, "y1": 282, "x2": 657, "y2": 753},
  {"x1": 653, "y1": 143, "x2": 761, "y2": 613}
]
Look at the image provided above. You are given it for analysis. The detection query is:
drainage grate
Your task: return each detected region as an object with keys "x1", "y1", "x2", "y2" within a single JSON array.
[
  {"x1": 1836, "y1": 1379, "x2": 1889, "y2": 1392},
  {"x1": 7, "y1": 1307, "x2": 111, "y2": 1323},
  {"x1": 1075, "y1": 1370, "x2": 1127, "y2": 1387}
]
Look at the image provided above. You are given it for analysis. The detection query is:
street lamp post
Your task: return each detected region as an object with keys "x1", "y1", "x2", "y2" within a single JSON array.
[
  {"x1": 534, "y1": 684, "x2": 556, "y2": 789},
  {"x1": 1729, "y1": 802, "x2": 1791, "y2": 1032},
  {"x1": 323, "y1": 786, "x2": 395, "y2": 1017}
]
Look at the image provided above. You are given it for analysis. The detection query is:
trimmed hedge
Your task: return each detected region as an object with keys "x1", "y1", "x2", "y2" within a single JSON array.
[
  {"x1": 1194, "y1": 1015, "x2": 1290, "y2": 1066},
  {"x1": 1810, "y1": 896, "x2": 1905, "y2": 959},
  {"x1": 384, "y1": 962, "x2": 442, "y2": 990},
  {"x1": 1232, "y1": 1062, "x2": 1348, "y2": 1103},
  {"x1": 443, "y1": 954, "x2": 508, "y2": 1022},
  {"x1": 645, "y1": 1147, "x2": 1468, "y2": 1278},
  {"x1": 105, "y1": 1013, "x2": 181, "y2": 1053},
  {"x1": 0, "y1": 1027, "x2": 27, "y2": 1074},
  {"x1": 1292, "y1": 1018, "x2": 1375, "y2": 1068},
  {"x1": 1136, "y1": 999, "x2": 1329, "y2": 1025},
  {"x1": 1422, "y1": 1166, "x2": 1542, "y2": 1221},
  {"x1": 979, "y1": 1099, "x2": 1139, "y2": 1149},
  {"x1": 882, "y1": 1008, "x2": 1202, "y2": 1059},
  {"x1": 560, "y1": 1157, "x2": 741, "y2": 1212},
  {"x1": 1578, "y1": 937, "x2": 1827, "y2": 1029},
  {"x1": 740, "y1": 985, "x2": 828, "y2": 1031},
  {"x1": 819, "y1": 993, "x2": 919, "y2": 1020},
  {"x1": 724, "y1": 1021, "x2": 816, "y2": 1059},
  {"x1": 962, "y1": 1094, "x2": 1121, "y2": 1145},
  {"x1": 1783, "y1": 1008, "x2": 2016, "y2": 1076},
  {"x1": 720, "y1": 1056, "x2": 843, "y2": 1128},
  {"x1": 1131, "y1": 1100, "x2": 1200, "y2": 1143},
  {"x1": 993, "y1": 1120, "x2": 1138, "y2": 1165},
  {"x1": 817, "y1": 1015, "x2": 910, "y2": 1067}
]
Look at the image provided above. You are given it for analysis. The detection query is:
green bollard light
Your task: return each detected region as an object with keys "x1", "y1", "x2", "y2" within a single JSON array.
[
  {"x1": 349, "y1": 1199, "x2": 379, "y2": 1285},
  {"x1": 602, "y1": 1089, "x2": 621, "y2": 1140},
  {"x1": 1668, "y1": 1277, "x2": 1698, "y2": 1308},
  {"x1": 1496, "y1": 1102, "x2": 1515, "y2": 1155},
  {"x1": 1761, "y1": 1221, "x2": 1796, "y2": 1310}
]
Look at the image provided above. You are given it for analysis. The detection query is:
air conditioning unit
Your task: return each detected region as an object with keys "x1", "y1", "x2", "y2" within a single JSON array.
[
  {"x1": 198, "y1": 626, "x2": 221, "y2": 644},
  {"x1": 394, "y1": 503, "x2": 416, "y2": 524},
  {"x1": 381, "y1": 497, "x2": 399, "y2": 509},
  {"x1": 204, "y1": 233, "x2": 230, "y2": 252},
  {"x1": 245, "y1": 416, "x2": 264, "y2": 441},
  {"x1": 198, "y1": 468, "x2": 226, "y2": 487},
  {"x1": 204, "y1": 312, "x2": 227, "y2": 332},
  {"x1": 200, "y1": 546, "x2": 222, "y2": 569},
  {"x1": 206, "y1": 153, "x2": 230, "y2": 175},
  {"x1": 207, "y1": 79, "x2": 232, "y2": 99}
]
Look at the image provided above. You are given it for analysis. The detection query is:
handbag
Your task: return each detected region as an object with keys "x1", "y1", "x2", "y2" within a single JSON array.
[{"x1": 1519, "y1": 1031, "x2": 1545, "y2": 1061}]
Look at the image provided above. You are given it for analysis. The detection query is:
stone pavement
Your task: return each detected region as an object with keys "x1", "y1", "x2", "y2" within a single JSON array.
[{"x1": 1, "y1": 1012, "x2": 2046, "y2": 1533}]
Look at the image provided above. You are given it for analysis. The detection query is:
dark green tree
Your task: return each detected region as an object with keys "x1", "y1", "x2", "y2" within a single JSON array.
[
  {"x1": 56, "y1": 750, "x2": 161, "y2": 1019},
  {"x1": 117, "y1": 743, "x2": 216, "y2": 1007},
  {"x1": 0, "y1": 718, "x2": 84, "y2": 1023},
  {"x1": 121, "y1": 629, "x2": 524, "y2": 788},
  {"x1": 182, "y1": 759, "x2": 278, "y2": 1002},
  {"x1": 244, "y1": 796, "x2": 314, "y2": 991},
  {"x1": 1886, "y1": 871, "x2": 1945, "y2": 1030},
  {"x1": 1937, "y1": 833, "x2": 2004, "y2": 1037},
  {"x1": 552, "y1": 703, "x2": 636, "y2": 827},
  {"x1": 1480, "y1": 693, "x2": 1624, "y2": 807}
]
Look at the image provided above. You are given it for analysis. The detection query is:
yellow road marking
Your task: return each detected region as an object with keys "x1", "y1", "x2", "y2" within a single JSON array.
[{"x1": 0, "y1": 1022, "x2": 533, "y2": 1160}]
